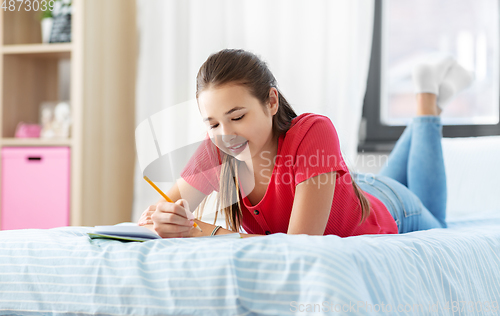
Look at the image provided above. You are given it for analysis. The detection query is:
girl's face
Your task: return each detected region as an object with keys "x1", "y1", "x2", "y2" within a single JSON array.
[{"x1": 198, "y1": 84, "x2": 278, "y2": 162}]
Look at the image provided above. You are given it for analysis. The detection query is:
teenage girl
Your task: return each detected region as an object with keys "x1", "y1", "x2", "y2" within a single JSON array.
[{"x1": 138, "y1": 49, "x2": 473, "y2": 238}]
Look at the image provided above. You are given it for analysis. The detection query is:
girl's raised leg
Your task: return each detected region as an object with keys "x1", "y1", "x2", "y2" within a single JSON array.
[
  {"x1": 378, "y1": 55, "x2": 473, "y2": 229},
  {"x1": 407, "y1": 94, "x2": 447, "y2": 228},
  {"x1": 378, "y1": 94, "x2": 447, "y2": 228},
  {"x1": 403, "y1": 58, "x2": 473, "y2": 228},
  {"x1": 378, "y1": 55, "x2": 454, "y2": 186}
]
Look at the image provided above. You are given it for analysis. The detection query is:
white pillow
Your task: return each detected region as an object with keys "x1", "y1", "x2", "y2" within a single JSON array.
[{"x1": 442, "y1": 135, "x2": 500, "y2": 220}]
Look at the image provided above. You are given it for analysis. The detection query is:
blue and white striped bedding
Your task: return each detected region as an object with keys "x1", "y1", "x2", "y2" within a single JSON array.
[{"x1": 1, "y1": 217, "x2": 499, "y2": 316}]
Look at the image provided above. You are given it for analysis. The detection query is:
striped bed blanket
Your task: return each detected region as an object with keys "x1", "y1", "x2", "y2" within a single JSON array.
[{"x1": 0, "y1": 217, "x2": 499, "y2": 315}]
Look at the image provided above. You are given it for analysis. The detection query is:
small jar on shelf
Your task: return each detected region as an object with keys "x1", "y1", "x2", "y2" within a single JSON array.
[{"x1": 40, "y1": 101, "x2": 72, "y2": 139}]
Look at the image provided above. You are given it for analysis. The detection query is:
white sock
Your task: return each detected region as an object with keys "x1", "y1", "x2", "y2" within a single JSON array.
[
  {"x1": 437, "y1": 61, "x2": 475, "y2": 110},
  {"x1": 412, "y1": 54, "x2": 455, "y2": 95}
]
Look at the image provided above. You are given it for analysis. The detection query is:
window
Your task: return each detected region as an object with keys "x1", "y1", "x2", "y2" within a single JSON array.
[{"x1": 360, "y1": 0, "x2": 500, "y2": 152}]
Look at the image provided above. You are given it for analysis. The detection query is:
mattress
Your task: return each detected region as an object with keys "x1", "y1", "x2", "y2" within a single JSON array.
[{"x1": 0, "y1": 216, "x2": 499, "y2": 315}]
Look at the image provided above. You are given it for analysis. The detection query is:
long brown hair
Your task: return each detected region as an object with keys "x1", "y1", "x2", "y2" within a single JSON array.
[{"x1": 194, "y1": 49, "x2": 370, "y2": 232}]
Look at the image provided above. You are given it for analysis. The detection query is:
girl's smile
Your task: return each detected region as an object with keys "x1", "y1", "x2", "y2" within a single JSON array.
[{"x1": 226, "y1": 140, "x2": 248, "y2": 155}]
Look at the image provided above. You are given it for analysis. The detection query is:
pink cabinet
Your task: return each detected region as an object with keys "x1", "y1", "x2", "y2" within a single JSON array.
[{"x1": 1, "y1": 147, "x2": 70, "y2": 230}]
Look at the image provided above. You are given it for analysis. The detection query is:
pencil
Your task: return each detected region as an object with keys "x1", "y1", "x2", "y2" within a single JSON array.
[{"x1": 143, "y1": 175, "x2": 203, "y2": 232}]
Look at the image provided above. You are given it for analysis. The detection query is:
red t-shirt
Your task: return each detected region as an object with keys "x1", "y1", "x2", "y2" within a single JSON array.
[{"x1": 181, "y1": 113, "x2": 398, "y2": 237}]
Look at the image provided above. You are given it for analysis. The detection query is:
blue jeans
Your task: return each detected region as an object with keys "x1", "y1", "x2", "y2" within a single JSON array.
[{"x1": 354, "y1": 116, "x2": 447, "y2": 234}]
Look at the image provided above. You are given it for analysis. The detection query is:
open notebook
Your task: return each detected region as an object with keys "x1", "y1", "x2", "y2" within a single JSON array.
[{"x1": 88, "y1": 223, "x2": 241, "y2": 242}]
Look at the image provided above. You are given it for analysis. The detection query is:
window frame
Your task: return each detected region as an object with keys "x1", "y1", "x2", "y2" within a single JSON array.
[{"x1": 359, "y1": 0, "x2": 500, "y2": 152}]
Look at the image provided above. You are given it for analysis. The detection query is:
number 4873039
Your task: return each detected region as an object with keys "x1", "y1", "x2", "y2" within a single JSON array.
[{"x1": 2, "y1": 0, "x2": 55, "y2": 11}]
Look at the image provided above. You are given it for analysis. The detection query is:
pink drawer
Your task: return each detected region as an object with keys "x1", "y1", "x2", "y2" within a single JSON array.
[{"x1": 1, "y1": 147, "x2": 70, "y2": 230}]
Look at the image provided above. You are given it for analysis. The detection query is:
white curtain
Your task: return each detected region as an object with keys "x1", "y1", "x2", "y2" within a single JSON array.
[{"x1": 132, "y1": 0, "x2": 375, "y2": 222}]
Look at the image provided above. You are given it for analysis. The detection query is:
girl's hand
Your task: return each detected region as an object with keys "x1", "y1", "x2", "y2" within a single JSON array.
[
  {"x1": 151, "y1": 199, "x2": 194, "y2": 238},
  {"x1": 138, "y1": 204, "x2": 156, "y2": 226}
]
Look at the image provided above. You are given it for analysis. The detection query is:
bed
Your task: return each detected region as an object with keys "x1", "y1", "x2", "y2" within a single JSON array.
[
  {"x1": 2, "y1": 136, "x2": 500, "y2": 316},
  {"x1": 0, "y1": 215, "x2": 499, "y2": 316}
]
